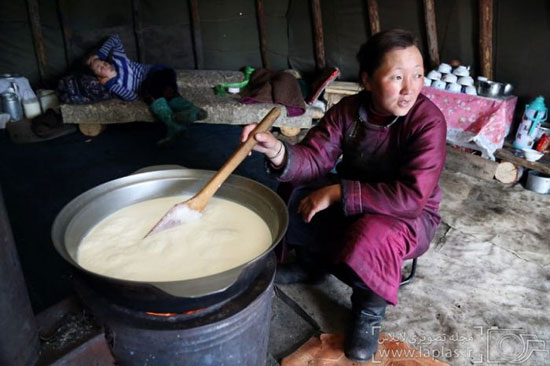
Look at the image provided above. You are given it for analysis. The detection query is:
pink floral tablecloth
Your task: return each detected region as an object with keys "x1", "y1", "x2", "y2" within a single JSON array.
[{"x1": 422, "y1": 86, "x2": 518, "y2": 159}]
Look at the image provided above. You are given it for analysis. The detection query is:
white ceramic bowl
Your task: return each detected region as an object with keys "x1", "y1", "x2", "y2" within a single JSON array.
[
  {"x1": 442, "y1": 73, "x2": 458, "y2": 83},
  {"x1": 452, "y1": 66, "x2": 469, "y2": 76},
  {"x1": 431, "y1": 80, "x2": 446, "y2": 90},
  {"x1": 464, "y1": 85, "x2": 477, "y2": 95},
  {"x1": 446, "y1": 82, "x2": 462, "y2": 93},
  {"x1": 458, "y1": 76, "x2": 474, "y2": 86},
  {"x1": 522, "y1": 148, "x2": 544, "y2": 162},
  {"x1": 437, "y1": 63, "x2": 452, "y2": 73},
  {"x1": 427, "y1": 70, "x2": 442, "y2": 80}
]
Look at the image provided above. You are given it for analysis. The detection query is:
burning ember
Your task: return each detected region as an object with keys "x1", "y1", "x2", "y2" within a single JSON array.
[{"x1": 145, "y1": 308, "x2": 205, "y2": 317}]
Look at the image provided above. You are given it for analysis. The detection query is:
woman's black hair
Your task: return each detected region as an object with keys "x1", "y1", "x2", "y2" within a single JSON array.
[{"x1": 357, "y1": 29, "x2": 419, "y2": 78}]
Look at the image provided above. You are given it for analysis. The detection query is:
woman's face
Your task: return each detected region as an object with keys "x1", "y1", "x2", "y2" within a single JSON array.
[
  {"x1": 361, "y1": 45, "x2": 424, "y2": 117},
  {"x1": 90, "y1": 59, "x2": 116, "y2": 79}
]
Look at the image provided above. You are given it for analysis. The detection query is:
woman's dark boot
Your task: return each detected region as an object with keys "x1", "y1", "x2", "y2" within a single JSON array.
[{"x1": 344, "y1": 286, "x2": 387, "y2": 362}]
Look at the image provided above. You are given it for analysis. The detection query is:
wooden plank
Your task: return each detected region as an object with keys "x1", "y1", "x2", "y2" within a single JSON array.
[
  {"x1": 56, "y1": 0, "x2": 71, "y2": 67},
  {"x1": 365, "y1": 0, "x2": 380, "y2": 35},
  {"x1": 324, "y1": 81, "x2": 363, "y2": 93},
  {"x1": 479, "y1": 0, "x2": 493, "y2": 79},
  {"x1": 310, "y1": 0, "x2": 326, "y2": 70},
  {"x1": 131, "y1": 0, "x2": 145, "y2": 63},
  {"x1": 189, "y1": 0, "x2": 204, "y2": 69},
  {"x1": 445, "y1": 146, "x2": 498, "y2": 181},
  {"x1": 26, "y1": 0, "x2": 47, "y2": 85},
  {"x1": 255, "y1": 0, "x2": 270, "y2": 69},
  {"x1": 423, "y1": 0, "x2": 440, "y2": 68},
  {"x1": 324, "y1": 81, "x2": 363, "y2": 109},
  {"x1": 495, "y1": 148, "x2": 550, "y2": 175}
]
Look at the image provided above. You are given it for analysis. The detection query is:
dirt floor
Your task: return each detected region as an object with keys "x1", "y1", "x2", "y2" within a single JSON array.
[{"x1": 276, "y1": 168, "x2": 550, "y2": 366}]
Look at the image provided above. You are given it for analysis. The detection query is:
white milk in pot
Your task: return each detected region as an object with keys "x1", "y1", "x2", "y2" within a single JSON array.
[{"x1": 76, "y1": 195, "x2": 272, "y2": 282}]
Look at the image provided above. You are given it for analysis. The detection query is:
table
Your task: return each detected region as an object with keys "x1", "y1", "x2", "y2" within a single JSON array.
[{"x1": 423, "y1": 86, "x2": 518, "y2": 159}]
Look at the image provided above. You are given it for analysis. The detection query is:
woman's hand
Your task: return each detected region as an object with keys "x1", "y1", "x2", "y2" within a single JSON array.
[
  {"x1": 297, "y1": 184, "x2": 342, "y2": 223},
  {"x1": 240, "y1": 124, "x2": 286, "y2": 166}
]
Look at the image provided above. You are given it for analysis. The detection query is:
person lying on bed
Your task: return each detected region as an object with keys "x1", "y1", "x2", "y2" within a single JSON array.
[{"x1": 87, "y1": 33, "x2": 207, "y2": 144}]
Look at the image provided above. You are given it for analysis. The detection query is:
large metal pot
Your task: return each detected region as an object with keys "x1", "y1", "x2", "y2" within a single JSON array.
[{"x1": 52, "y1": 169, "x2": 288, "y2": 312}]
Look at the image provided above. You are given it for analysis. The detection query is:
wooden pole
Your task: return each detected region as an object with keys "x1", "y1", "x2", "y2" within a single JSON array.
[
  {"x1": 189, "y1": 0, "x2": 204, "y2": 69},
  {"x1": 25, "y1": 0, "x2": 48, "y2": 85},
  {"x1": 479, "y1": 0, "x2": 493, "y2": 79},
  {"x1": 445, "y1": 146, "x2": 498, "y2": 181},
  {"x1": 310, "y1": 0, "x2": 325, "y2": 70},
  {"x1": 365, "y1": 0, "x2": 380, "y2": 35},
  {"x1": 423, "y1": 0, "x2": 440, "y2": 68},
  {"x1": 56, "y1": 0, "x2": 71, "y2": 68},
  {"x1": 131, "y1": 0, "x2": 145, "y2": 63},
  {"x1": 256, "y1": 0, "x2": 270, "y2": 69}
]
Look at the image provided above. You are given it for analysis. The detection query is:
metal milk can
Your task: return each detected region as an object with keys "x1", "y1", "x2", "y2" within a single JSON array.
[{"x1": 1, "y1": 92, "x2": 23, "y2": 122}]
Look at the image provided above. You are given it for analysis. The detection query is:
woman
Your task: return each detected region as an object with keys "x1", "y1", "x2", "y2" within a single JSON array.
[
  {"x1": 241, "y1": 29, "x2": 446, "y2": 361},
  {"x1": 87, "y1": 34, "x2": 207, "y2": 144}
]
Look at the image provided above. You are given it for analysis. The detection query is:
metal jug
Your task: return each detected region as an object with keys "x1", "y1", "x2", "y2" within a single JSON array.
[{"x1": 1, "y1": 92, "x2": 23, "y2": 122}]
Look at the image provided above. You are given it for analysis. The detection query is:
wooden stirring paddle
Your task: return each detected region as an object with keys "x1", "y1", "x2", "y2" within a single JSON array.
[{"x1": 145, "y1": 107, "x2": 282, "y2": 237}]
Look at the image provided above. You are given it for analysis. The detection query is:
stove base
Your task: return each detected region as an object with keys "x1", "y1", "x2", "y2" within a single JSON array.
[{"x1": 76, "y1": 254, "x2": 276, "y2": 366}]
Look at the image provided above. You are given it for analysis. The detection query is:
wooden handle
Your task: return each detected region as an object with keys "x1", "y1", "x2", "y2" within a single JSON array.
[{"x1": 188, "y1": 107, "x2": 281, "y2": 211}]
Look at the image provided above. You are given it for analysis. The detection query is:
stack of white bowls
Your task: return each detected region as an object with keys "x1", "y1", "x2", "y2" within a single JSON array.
[{"x1": 425, "y1": 63, "x2": 477, "y2": 95}]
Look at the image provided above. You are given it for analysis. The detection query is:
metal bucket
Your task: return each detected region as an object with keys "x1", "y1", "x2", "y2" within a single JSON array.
[
  {"x1": 51, "y1": 169, "x2": 288, "y2": 311},
  {"x1": 526, "y1": 170, "x2": 550, "y2": 194}
]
